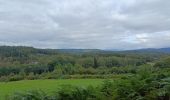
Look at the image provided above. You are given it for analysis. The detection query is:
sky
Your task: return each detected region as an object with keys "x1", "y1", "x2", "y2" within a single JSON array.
[{"x1": 0, "y1": 0, "x2": 170, "y2": 50}]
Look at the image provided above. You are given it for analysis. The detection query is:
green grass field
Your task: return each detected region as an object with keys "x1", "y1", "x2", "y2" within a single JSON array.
[{"x1": 0, "y1": 79, "x2": 104, "y2": 100}]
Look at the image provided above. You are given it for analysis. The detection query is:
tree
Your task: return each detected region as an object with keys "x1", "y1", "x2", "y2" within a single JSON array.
[{"x1": 93, "y1": 57, "x2": 98, "y2": 68}]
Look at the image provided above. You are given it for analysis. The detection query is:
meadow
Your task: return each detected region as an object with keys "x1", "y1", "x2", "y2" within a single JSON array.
[{"x1": 0, "y1": 79, "x2": 104, "y2": 100}]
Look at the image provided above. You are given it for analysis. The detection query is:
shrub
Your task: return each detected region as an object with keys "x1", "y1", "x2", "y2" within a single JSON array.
[
  {"x1": 26, "y1": 73, "x2": 39, "y2": 80},
  {"x1": 54, "y1": 85, "x2": 101, "y2": 100},
  {"x1": 8, "y1": 75, "x2": 24, "y2": 82},
  {"x1": 6, "y1": 90, "x2": 50, "y2": 100}
]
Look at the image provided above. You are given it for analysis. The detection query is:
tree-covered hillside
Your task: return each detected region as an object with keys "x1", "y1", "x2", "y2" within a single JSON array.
[{"x1": 0, "y1": 46, "x2": 168, "y2": 81}]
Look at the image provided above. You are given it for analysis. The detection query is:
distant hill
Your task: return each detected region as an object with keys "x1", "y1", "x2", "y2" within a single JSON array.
[
  {"x1": 156, "y1": 48, "x2": 170, "y2": 53},
  {"x1": 123, "y1": 48, "x2": 170, "y2": 53},
  {"x1": 0, "y1": 46, "x2": 170, "y2": 57},
  {"x1": 0, "y1": 46, "x2": 103, "y2": 57},
  {"x1": 57, "y1": 49, "x2": 101, "y2": 53},
  {"x1": 0, "y1": 46, "x2": 59, "y2": 57}
]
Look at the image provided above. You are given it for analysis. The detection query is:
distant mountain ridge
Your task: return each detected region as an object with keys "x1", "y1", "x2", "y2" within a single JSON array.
[
  {"x1": 124, "y1": 48, "x2": 170, "y2": 53},
  {"x1": 0, "y1": 46, "x2": 170, "y2": 55},
  {"x1": 57, "y1": 49, "x2": 101, "y2": 53},
  {"x1": 51, "y1": 47, "x2": 170, "y2": 53}
]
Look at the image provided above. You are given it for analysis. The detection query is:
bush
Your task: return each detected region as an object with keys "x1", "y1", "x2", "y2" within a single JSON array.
[
  {"x1": 7, "y1": 90, "x2": 50, "y2": 100},
  {"x1": 54, "y1": 85, "x2": 103, "y2": 100},
  {"x1": 8, "y1": 75, "x2": 24, "y2": 82},
  {"x1": 26, "y1": 73, "x2": 39, "y2": 80},
  {"x1": 114, "y1": 73, "x2": 170, "y2": 100},
  {"x1": 0, "y1": 76, "x2": 8, "y2": 82},
  {"x1": 100, "y1": 80, "x2": 115, "y2": 100}
]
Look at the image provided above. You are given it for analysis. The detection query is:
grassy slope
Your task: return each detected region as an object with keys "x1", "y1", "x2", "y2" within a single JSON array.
[{"x1": 0, "y1": 79, "x2": 104, "y2": 99}]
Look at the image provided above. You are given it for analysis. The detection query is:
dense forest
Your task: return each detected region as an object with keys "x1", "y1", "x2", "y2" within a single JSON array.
[
  {"x1": 0, "y1": 46, "x2": 170, "y2": 100},
  {"x1": 0, "y1": 46, "x2": 167, "y2": 80}
]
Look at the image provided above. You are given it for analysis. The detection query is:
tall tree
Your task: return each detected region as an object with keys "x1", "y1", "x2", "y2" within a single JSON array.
[{"x1": 93, "y1": 57, "x2": 98, "y2": 68}]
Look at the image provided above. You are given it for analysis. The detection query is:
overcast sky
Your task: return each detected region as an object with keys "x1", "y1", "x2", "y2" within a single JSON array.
[{"x1": 0, "y1": 0, "x2": 170, "y2": 50}]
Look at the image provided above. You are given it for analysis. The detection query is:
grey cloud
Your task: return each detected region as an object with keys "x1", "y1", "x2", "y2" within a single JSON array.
[{"x1": 0, "y1": 0, "x2": 170, "y2": 49}]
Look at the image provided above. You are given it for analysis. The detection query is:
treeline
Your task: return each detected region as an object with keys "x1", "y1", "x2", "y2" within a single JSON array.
[{"x1": 0, "y1": 54, "x2": 151, "y2": 82}]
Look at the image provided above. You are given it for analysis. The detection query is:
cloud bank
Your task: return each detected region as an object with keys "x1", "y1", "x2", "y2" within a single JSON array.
[{"x1": 0, "y1": 0, "x2": 170, "y2": 49}]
